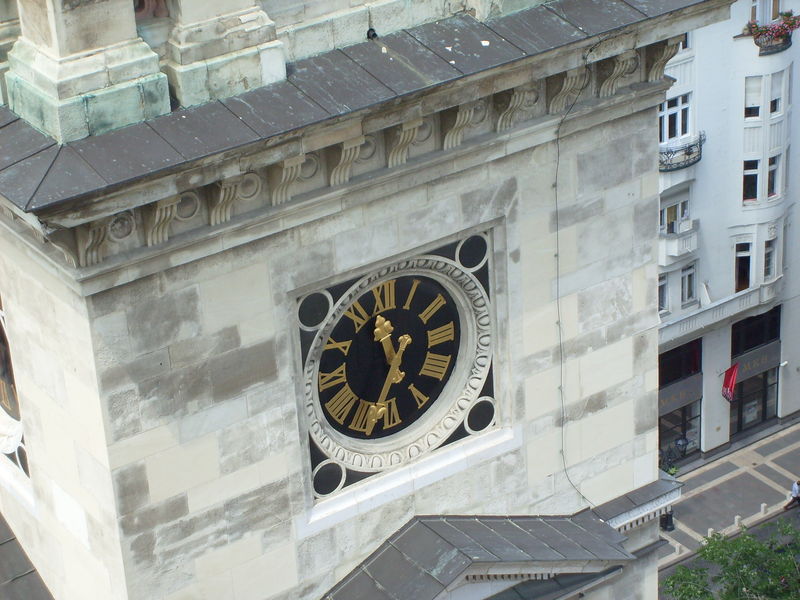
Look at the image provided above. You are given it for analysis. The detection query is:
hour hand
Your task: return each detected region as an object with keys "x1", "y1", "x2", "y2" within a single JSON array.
[{"x1": 374, "y1": 315, "x2": 396, "y2": 364}]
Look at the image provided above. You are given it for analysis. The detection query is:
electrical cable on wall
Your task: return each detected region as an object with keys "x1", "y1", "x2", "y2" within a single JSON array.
[{"x1": 552, "y1": 33, "x2": 621, "y2": 509}]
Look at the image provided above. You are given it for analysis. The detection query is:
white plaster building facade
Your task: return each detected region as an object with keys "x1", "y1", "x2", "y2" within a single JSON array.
[
  {"x1": 0, "y1": 1, "x2": 733, "y2": 599},
  {"x1": 657, "y1": 0, "x2": 800, "y2": 464}
]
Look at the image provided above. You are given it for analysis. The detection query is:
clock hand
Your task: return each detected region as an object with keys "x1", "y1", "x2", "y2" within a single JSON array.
[
  {"x1": 374, "y1": 316, "x2": 396, "y2": 363},
  {"x1": 374, "y1": 316, "x2": 404, "y2": 382},
  {"x1": 366, "y1": 334, "x2": 411, "y2": 435}
]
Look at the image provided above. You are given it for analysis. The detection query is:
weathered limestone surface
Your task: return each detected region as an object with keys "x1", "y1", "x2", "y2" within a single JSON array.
[
  {"x1": 0, "y1": 220, "x2": 128, "y2": 599},
  {"x1": 0, "y1": 1, "x2": 738, "y2": 597},
  {"x1": 0, "y1": 0, "x2": 18, "y2": 104},
  {"x1": 5, "y1": 0, "x2": 169, "y2": 142},
  {"x1": 164, "y1": 0, "x2": 285, "y2": 107}
]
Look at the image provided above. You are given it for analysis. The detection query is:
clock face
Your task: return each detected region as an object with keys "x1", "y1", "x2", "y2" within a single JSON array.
[
  {"x1": 300, "y1": 245, "x2": 493, "y2": 477},
  {"x1": 317, "y1": 276, "x2": 461, "y2": 439}
]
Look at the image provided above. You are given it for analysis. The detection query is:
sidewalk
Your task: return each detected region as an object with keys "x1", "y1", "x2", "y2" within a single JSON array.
[{"x1": 658, "y1": 421, "x2": 800, "y2": 569}]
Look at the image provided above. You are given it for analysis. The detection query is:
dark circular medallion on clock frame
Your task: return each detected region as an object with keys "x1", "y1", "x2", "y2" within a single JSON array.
[{"x1": 302, "y1": 255, "x2": 493, "y2": 473}]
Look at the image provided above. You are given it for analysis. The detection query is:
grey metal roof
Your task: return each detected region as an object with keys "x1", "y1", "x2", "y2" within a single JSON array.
[
  {"x1": 0, "y1": 512, "x2": 54, "y2": 600},
  {"x1": 0, "y1": 0, "x2": 709, "y2": 215},
  {"x1": 323, "y1": 512, "x2": 632, "y2": 600},
  {"x1": 487, "y1": 567, "x2": 622, "y2": 599},
  {"x1": 593, "y1": 470, "x2": 682, "y2": 522}
]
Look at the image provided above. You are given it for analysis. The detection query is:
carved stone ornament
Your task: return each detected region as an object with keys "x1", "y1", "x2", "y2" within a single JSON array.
[
  {"x1": 271, "y1": 155, "x2": 306, "y2": 206},
  {"x1": 330, "y1": 136, "x2": 365, "y2": 186},
  {"x1": 648, "y1": 37, "x2": 682, "y2": 82},
  {"x1": 209, "y1": 172, "x2": 264, "y2": 225},
  {"x1": 108, "y1": 211, "x2": 136, "y2": 241},
  {"x1": 599, "y1": 50, "x2": 639, "y2": 98},
  {"x1": 549, "y1": 66, "x2": 589, "y2": 114},
  {"x1": 144, "y1": 197, "x2": 180, "y2": 247},
  {"x1": 444, "y1": 102, "x2": 479, "y2": 150},
  {"x1": 388, "y1": 118, "x2": 423, "y2": 168},
  {"x1": 497, "y1": 83, "x2": 540, "y2": 132},
  {"x1": 303, "y1": 255, "x2": 493, "y2": 473},
  {"x1": 76, "y1": 218, "x2": 111, "y2": 267}
]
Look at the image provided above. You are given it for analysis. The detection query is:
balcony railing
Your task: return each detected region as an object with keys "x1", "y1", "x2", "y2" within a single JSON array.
[{"x1": 659, "y1": 132, "x2": 706, "y2": 172}]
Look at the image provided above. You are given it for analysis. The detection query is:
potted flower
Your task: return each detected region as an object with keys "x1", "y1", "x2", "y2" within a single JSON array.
[{"x1": 744, "y1": 10, "x2": 800, "y2": 55}]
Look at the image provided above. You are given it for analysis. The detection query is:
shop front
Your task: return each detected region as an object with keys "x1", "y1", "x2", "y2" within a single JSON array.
[
  {"x1": 659, "y1": 339, "x2": 703, "y2": 468},
  {"x1": 729, "y1": 340, "x2": 781, "y2": 436}
]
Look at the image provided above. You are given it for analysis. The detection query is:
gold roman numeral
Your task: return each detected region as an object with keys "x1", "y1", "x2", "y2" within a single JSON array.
[
  {"x1": 349, "y1": 399, "x2": 373, "y2": 433},
  {"x1": 324, "y1": 337, "x2": 352, "y2": 356},
  {"x1": 427, "y1": 321, "x2": 455, "y2": 348},
  {"x1": 419, "y1": 294, "x2": 446, "y2": 324},
  {"x1": 318, "y1": 364, "x2": 347, "y2": 391},
  {"x1": 403, "y1": 279, "x2": 421, "y2": 310},
  {"x1": 408, "y1": 383, "x2": 429, "y2": 409},
  {"x1": 372, "y1": 280, "x2": 396, "y2": 314},
  {"x1": 420, "y1": 352, "x2": 451, "y2": 380},
  {"x1": 382, "y1": 398, "x2": 401, "y2": 429},
  {"x1": 325, "y1": 384, "x2": 358, "y2": 424},
  {"x1": 343, "y1": 300, "x2": 370, "y2": 332}
]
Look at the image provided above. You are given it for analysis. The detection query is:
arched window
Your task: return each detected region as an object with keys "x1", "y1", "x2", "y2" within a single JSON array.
[{"x1": 0, "y1": 297, "x2": 27, "y2": 476}]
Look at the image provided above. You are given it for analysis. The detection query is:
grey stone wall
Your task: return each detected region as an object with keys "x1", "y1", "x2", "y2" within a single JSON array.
[{"x1": 81, "y1": 102, "x2": 662, "y2": 599}]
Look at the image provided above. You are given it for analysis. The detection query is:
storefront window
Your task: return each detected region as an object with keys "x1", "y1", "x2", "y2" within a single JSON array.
[
  {"x1": 659, "y1": 400, "x2": 701, "y2": 469},
  {"x1": 731, "y1": 305, "x2": 781, "y2": 357},
  {"x1": 730, "y1": 368, "x2": 779, "y2": 435},
  {"x1": 659, "y1": 338, "x2": 702, "y2": 388}
]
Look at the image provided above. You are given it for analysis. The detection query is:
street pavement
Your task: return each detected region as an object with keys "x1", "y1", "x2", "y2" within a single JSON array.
[{"x1": 658, "y1": 421, "x2": 800, "y2": 570}]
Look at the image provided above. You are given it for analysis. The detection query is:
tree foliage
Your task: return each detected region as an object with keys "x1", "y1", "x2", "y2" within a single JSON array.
[{"x1": 662, "y1": 520, "x2": 800, "y2": 600}]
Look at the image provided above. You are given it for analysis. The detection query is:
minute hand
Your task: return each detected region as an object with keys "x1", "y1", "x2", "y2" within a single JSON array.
[{"x1": 376, "y1": 334, "x2": 411, "y2": 406}]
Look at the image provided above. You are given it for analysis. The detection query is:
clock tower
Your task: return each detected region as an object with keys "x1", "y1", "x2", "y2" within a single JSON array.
[{"x1": 0, "y1": 1, "x2": 735, "y2": 599}]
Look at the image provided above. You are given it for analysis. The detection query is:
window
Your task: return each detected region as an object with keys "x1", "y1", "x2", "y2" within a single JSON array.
[
  {"x1": 658, "y1": 274, "x2": 668, "y2": 313},
  {"x1": 731, "y1": 305, "x2": 781, "y2": 357},
  {"x1": 736, "y1": 242, "x2": 752, "y2": 292},
  {"x1": 0, "y1": 298, "x2": 26, "y2": 477},
  {"x1": 660, "y1": 200, "x2": 689, "y2": 234},
  {"x1": 681, "y1": 264, "x2": 696, "y2": 304},
  {"x1": 770, "y1": 71, "x2": 783, "y2": 114},
  {"x1": 743, "y1": 160, "x2": 759, "y2": 201},
  {"x1": 745, "y1": 76, "x2": 762, "y2": 118},
  {"x1": 659, "y1": 338, "x2": 702, "y2": 387},
  {"x1": 659, "y1": 95, "x2": 690, "y2": 143},
  {"x1": 751, "y1": 0, "x2": 781, "y2": 22},
  {"x1": 677, "y1": 33, "x2": 690, "y2": 51},
  {"x1": 768, "y1": 155, "x2": 780, "y2": 196},
  {"x1": 730, "y1": 368, "x2": 778, "y2": 435},
  {"x1": 0, "y1": 302, "x2": 18, "y2": 421},
  {"x1": 764, "y1": 239, "x2": 776, "y2": 279}
]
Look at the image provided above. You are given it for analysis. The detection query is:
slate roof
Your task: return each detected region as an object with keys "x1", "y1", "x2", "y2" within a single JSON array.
[
  {"x1": 593, "y1": 470, "x2": 682, "y2": 523},
  {"x1": 0, "y1": 512, "x2": 54, "y2": 600},
  {"x1": 323, "y1": 511, "x2": 633, "y2": 600},
  {"x1": 487, "y1": 567, "x2": 622, "y2": 600},
  {"x1": 0, "y1": 0, "x2": 709, "y2": 215}
]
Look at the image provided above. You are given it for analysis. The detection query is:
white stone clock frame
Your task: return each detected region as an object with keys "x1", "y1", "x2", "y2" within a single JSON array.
[{"x1": 301, "y1": 247, "x2": 494, "y2": 475}]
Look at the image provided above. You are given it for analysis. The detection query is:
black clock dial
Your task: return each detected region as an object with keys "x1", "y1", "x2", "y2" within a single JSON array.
[{"x1": 317, "y1": 276, "x2": 461, "y2": 439}]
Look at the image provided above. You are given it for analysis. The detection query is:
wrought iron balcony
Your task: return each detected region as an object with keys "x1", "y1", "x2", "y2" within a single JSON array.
[
  {"x1": 659, "y1": 132, "x2": 706, "y2": 172},
  {"x1": 754, "y1": 33, "x2": 793, "y2": 55}
]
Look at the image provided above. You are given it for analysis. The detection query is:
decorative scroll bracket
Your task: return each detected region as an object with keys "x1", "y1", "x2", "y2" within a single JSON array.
[
  {"x1": 210, "y1": 178, "x2": 242, "y2": 226},
  {"x1": 388, "y1": 118, "x2": 423, "y2": 168},
  {"x1": 648, "y1": 37, "x2": 682, "y2": 82},
  {"x1": 444, "y1": 102, "x2": 478, "y2": 150},
  {"x1": 497, "y1": 83, "x2": 540, "y2": 132},
  {"x1": 271, "y1": 155, "x2": 306, "y2": 206},
  {"x1": 145, "y1": 196, "x2": 180, "y2": 246},
  {"x1": 548, "y1": 67, "x2": 589, "y2": 114},
  {"x1": 599, "y1": 50, "x2": 639, "y2": 98},
  {"x1": 76, "y1": 218, "x2": 110, "y2": 267},
  {"x1": 330, "y1": 136, "x2": 365, "y2": 186}
]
